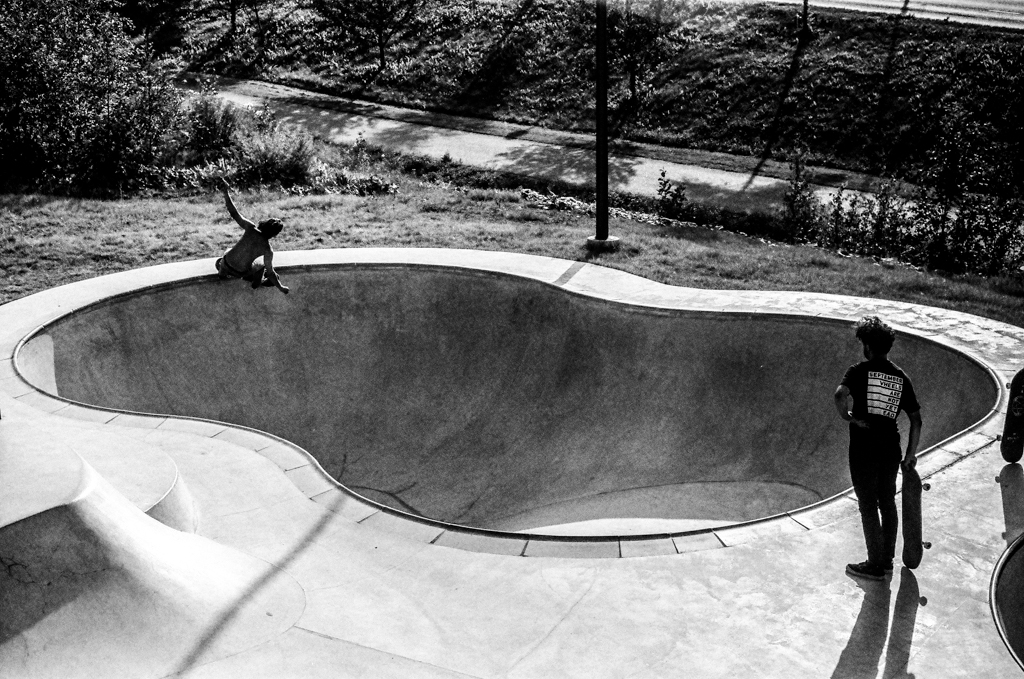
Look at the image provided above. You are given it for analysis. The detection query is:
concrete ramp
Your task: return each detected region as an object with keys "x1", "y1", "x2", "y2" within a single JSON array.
[
  {"x1": 23, "y1": 265, "x2": 995, "y2": 535},
  {"x1": 0, "y1": 429, "x2": 304, "y2": 679}
]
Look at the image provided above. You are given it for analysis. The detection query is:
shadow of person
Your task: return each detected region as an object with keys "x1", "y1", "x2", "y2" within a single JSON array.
[
  {"x1": 998, "y1": 463, "x2": 1024, "y2": 545},
  {"x1": 830, "y1": 576, "x2": 892, "y2": 678},
  {"x1": 882, "y1": 567, "x2": 925, "y2": 679}
]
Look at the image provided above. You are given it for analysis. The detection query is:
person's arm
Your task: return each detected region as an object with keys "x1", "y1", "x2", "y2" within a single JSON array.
[
  {"x1": 834, "y1": 385, "x2": 869, "y2": 428},
  {"x1": 263, "y1": 250, "x2": 289, "y2": 294},
  {"x1": 903, "y1": 409, "x2": 922, "y2": 468},
  {"x1": 219, "y1": 178, "x2": 257, "y2": 232}
]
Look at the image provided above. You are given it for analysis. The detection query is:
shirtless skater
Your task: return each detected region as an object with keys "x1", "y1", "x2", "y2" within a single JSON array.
[{"x1": 215, "y1": 177, "x2": 289, "y2": 294}]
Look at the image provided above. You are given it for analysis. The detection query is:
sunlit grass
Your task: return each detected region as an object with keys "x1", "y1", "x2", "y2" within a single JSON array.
[{"x1": 3, "y1": 181, "x2": 1022, "y2": 329}]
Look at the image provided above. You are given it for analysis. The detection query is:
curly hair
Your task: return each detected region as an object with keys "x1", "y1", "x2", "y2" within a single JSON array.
[{"x1": 854, "y1": 316, "x2": 895, "y2": 355}]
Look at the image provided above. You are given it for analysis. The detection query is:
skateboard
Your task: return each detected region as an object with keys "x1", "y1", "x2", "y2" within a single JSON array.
[
  {"x1": 1001, "y1": 368, "x2": 1024, "y2": 463},
  {"x1": 997, "y1": 463, "x2": 1024, "y2": 545},
  {"x1": 901, "y1": 462, "x2": 931, "y2": 569}
]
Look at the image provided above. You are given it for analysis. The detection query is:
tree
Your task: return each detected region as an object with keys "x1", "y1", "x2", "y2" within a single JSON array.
[
  {"x1": 314, "y1": 0, "x2": 425, "y2": 75},
  {"x1": 117, "y1": 0, "x2": 193, "y2": 54},
  {"x1": 0, "y1": 0, "x2": 181, "y2": 194}
]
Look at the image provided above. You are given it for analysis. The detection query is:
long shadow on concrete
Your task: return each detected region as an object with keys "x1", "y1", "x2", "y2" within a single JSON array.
[
  {"x1": 170, "y1": 492, "x2": 347, "y2": 676},
  {"x1": 831, "y1": 577, "x2": 891, "y2": 678},
  {"x1": 489, "y1": 139, "x2": 644, "y2": 193},
  {"x1": 830, "y1": 568, "x2": 923, "y2": 678},
  {"x1": 883, "y1": 569, "x2": 924, "y2": 678}
]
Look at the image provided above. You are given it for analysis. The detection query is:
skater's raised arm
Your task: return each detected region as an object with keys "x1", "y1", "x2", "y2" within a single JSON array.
[{"x1": 219, "y1": 178, "x2": 256, "y2": 232}]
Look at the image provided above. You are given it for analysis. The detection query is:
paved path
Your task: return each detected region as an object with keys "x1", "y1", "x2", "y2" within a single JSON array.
[
  {"x1": 179, "y1": 74, "x2": 877, "y2": 213},
  {"x1": 756, "y1": 0, "x2": 1024, "y2": 30}
]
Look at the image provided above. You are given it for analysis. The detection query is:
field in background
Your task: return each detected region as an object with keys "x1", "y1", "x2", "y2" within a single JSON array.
[
  {"x1": 3, "y1": 0, "x2": 1023, "y2": 328},
  {"x1": 183, "y1": 0, "x2": 1024, "y2": 196},
  {"x1": 3, "y1": 184, "x2": 1023, "y2": 329}
]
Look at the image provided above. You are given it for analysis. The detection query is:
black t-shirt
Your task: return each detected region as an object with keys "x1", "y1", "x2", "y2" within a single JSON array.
[{"x1": 841, "y1": 358, "x2": 920, "y2": 434}]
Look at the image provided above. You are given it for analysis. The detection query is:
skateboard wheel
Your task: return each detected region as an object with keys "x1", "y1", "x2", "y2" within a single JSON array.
[
  {"x1": 923, "y1": 541, "x2": 932, "y2": 549},
  {"x1": 922, "y1": 483, "x2": 931, "y2": 491}
]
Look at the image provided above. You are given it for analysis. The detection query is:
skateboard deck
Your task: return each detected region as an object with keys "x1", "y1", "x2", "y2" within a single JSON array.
[
  {"x1": 1001, "y1": 368, "x2": 1024, "y2": 463},
  {"x1": 902, "y1": 463, "x2": 931, "y2": 569},
  {"x1": 998, "y1": 463, "x2": 1024, "y2": 545}
]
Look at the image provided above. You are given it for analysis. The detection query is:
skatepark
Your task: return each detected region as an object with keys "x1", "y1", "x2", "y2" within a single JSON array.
[{"x1": 3, "y1": 248, "x2": 1024, "y2": 677}]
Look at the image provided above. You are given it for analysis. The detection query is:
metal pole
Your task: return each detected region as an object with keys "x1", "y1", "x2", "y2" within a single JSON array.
[{"x1": 595, "y1": 0, "x2": 609, "y2": 242}]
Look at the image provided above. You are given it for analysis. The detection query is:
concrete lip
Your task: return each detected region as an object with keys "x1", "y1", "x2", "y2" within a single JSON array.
[
  {"x1": 991, "y1": 462, "x2": 1024, "y2": 671},
  {"x1": 4, "y1": 249, "x2": 1002, "y2": 557}
]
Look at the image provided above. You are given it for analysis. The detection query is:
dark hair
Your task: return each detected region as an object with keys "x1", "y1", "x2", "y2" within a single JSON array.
[
  {"x1": 855, "y1": 316, "x2": 895, "y2": 355},
  {"x1": 256, "y1": 218, "x2": 284, "y2": 238}
]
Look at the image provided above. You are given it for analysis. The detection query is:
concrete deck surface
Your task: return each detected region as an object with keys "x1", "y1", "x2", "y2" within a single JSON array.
[{"x1": 2, "y1": 248, "x2": 1024, "y2": 678}]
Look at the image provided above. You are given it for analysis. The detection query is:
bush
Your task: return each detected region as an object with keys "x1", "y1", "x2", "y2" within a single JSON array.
[
  {"x1": 0, "y1": 0, "x2": 181, "y2": 195},
  {"x1": 799, "y1": 178, "x2": 1024, "y2": 277},
  {"x1": 152, "y1": 93, "x2": 399, "y2": 197},
  {"x1": 174, "y1": 89, "x2": 245, "y2": 166},
  {"x1": 908, "y1": 191, "x2": 1024, "y2": 275},
  {"x1": 656, "y1": 169, "x2": 689, "y2": 221},
  {"x1": 781, "y1": 154, "x2": 823, "y2": 243},
  {"x1": 234, "y1": 123, "x2": 318, "y2": 186}
]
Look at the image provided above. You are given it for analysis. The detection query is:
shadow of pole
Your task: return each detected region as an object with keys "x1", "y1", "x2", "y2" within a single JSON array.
[
  {"x1": 830, "y1": 577, "x2": 891, "y2": 679},
  {"x1": 489, "y1": 140, "x2": 643, "y2": 195},
  {"x1": 453, "y1": 0, "x2": 538, "y2": 111},
  {"x1": 871, "y1": 0, "x2": 913, "y2": 176},
  {"x1": 169, "y1": 493, "x2": 347, "y2": 676},
  {"x1": 742, "y1": 0, "x2": 816, "y2": 191}
]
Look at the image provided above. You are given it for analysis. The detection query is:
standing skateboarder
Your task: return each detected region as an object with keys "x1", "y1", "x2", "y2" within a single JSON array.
[
  {"x1": 834, "y1": 316, "x2": 922, "y2": 581},
  {"x1": 215, "y1": 178, "x2": 289, "y2": 294}
]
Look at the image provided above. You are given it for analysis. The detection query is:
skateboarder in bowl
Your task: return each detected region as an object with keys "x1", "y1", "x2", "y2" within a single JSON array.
[
  {"x1": 215, "y1": 177, "x2": 289, "y2": 294},
  {"x1": 834, "y1": 316, "x2": 922, "y2": 581}
]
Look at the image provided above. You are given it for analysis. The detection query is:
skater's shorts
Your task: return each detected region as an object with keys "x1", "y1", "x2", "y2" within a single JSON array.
[{"x1": 216, "y1": 255, "x2": 250, "y2": 279}]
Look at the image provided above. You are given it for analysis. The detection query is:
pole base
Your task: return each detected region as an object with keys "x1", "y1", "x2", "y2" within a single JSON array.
[{"x1": 586, "y1": 235, "x2": 621, "y2": 253}]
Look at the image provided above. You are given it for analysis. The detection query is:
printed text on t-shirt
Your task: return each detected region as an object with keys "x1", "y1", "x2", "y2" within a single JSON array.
[{"x1": 867, "y1": 371, "x2": 903, "y2": 419}]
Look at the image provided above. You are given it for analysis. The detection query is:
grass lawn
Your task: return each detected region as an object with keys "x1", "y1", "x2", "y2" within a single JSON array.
[{"x1": 3, "y1": 181, "x2": 1023, "y2": 329}]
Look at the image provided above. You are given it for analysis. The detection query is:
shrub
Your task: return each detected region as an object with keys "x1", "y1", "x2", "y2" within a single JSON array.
[
  {"x1": 0, "y1": 0, "x2": 181, "y2": 195},
  {"x1": 656, "y1": 169, "x2": 689, "y2": 220},
  {"x1": 908, "y1": 191, "x2": 1024, "y2": 275},
  {"x1": 805, "y1": 178, "x2": 1024, "y2": 277},
  {"x1": 174, "y1": 89, "x2": 243, "y2": 166},
  {"x1": 234, "y1": 123, "x2": 318, "y2": 187},
  {"x1": 781, "y1": 154, "x2": 823, "y2": 243}
]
